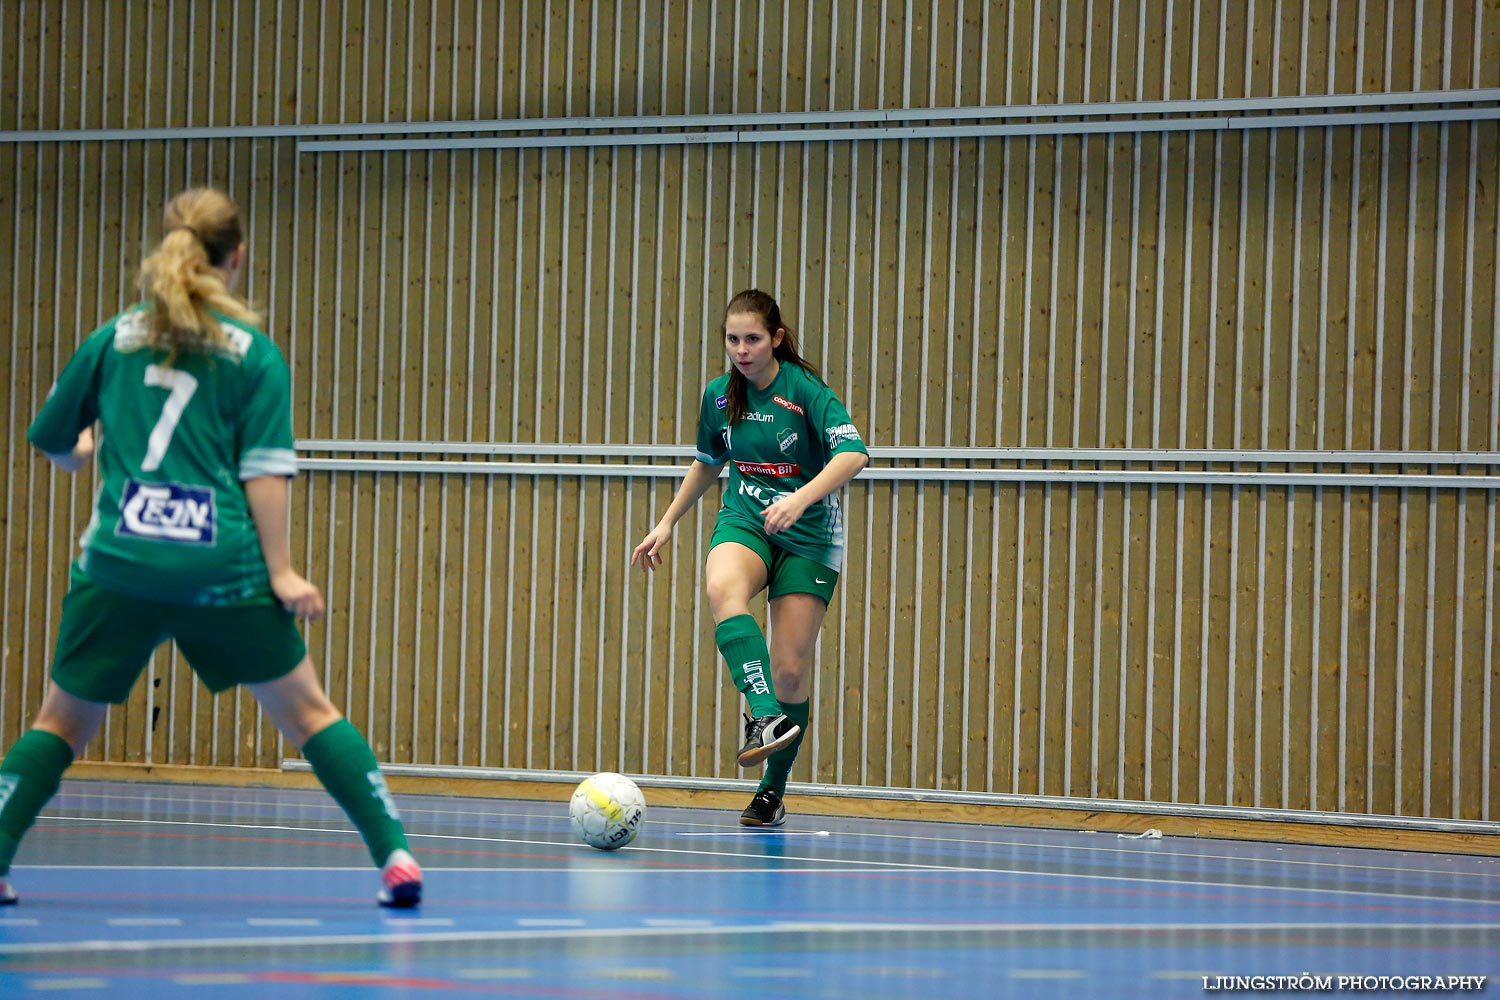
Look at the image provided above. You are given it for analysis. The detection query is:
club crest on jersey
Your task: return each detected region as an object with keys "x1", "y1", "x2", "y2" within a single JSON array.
[
  {"x1": 777, "y1": 428, "x2": 798, "y2": 453},
  {"x1": 772, "y1": 394, "x2": 804, "y2": 415},
  {"x1": 117, "y1": 479, "x2": 217, "y2": 545}
]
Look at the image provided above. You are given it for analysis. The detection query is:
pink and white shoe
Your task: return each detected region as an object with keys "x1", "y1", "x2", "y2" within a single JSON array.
[
  {"x1": 377, "y1": 849, "x2": 422, "y2": 908},
  {"x1": 0, "y1": 878, "x2": 17, "y2": 905}
]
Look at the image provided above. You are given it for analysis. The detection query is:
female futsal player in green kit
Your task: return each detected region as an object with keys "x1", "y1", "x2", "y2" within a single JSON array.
[
  {"x1": 0, "y1": 188, "x2": 422, "y2": 908},
  {"x1": 632, "y1": 290, "x2": 869, "y2": 825}
]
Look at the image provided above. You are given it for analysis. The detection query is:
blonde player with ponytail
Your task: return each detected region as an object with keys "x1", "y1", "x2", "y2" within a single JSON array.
[{"x1": 0, "y1": 188, "x2": 423, "y2": 908}]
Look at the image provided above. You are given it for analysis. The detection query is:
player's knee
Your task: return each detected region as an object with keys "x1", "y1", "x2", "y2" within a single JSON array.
[{"x1": 705, "y1": 576, "x2": 749, "y2": 619}]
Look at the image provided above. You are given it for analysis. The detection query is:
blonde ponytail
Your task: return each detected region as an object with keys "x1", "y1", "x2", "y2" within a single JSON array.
[{"x1": 136, "y1": 188, "x2": 261, "y2": 359}]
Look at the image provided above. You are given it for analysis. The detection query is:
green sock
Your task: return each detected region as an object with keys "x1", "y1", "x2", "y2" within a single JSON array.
[
  {"x1": 301, "y1": 719, "x2": 409, "y2": 866},
  {"x1": 0, "y1": 730, "x2": 75, "y2": 874},
  {"x1": 758, "y1": 699, "x2": 810, "y2": 797},
  {"x1": 715, "y1": 614, "x2": 781, "y2": 718}
]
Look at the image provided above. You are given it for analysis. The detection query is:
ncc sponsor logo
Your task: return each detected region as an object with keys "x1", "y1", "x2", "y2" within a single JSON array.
[
  {"x1": 116, "y1": 479, "x2": 217, "y2": 545},
  {"x1": 772, "y1": 394, "x2": 804, "y2": 415},
  {"x1": 738, "y1": 480, "x2": 791, "y2": 505},
  {"x1": 735, "y1": 460, "x2": 800, "y2": 477}
]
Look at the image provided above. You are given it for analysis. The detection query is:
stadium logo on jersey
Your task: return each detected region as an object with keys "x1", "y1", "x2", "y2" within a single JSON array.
[
  {"x1": 777, "y1": 428, "x2": 798, "y2": 454},
  {"x1": 117, "y1": 479, "x2": 217, "y2": 545},
  {"x1": 825, "y1": 423, "x2": 862, "y2": 447},
  {"x1": 735, "y1": 460, "x2": 799, "y2": 477},
  {"x1": 715, "y1": 394, "x2": 727, "y2": 410},
  {"x1": 742, "y1": 411, "x2": 775, "y2": 422},
  {"x1": 772, "y1": 394, "x2": 804, "y2": 415}
]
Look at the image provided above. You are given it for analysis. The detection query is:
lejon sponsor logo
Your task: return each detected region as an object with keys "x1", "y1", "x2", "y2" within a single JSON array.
[{"x1": 116, "y1": 479, "x2": 217, "y2": 545}]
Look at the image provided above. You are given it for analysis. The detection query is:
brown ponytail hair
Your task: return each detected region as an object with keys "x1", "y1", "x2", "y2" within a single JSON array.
[
  {"x1": 722, "y1": 289, "x2": 818, "y2": 424},
  {"x1": 136, "y1": 188, "x2": 260, "y2": 359}
]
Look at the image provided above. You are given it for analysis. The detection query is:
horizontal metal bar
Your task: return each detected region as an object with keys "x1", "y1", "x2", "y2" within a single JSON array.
[
  {"x1": 7, "y1": 88, "x2": 1497, "y2": 144},
  {"x1": 296, "y1": 439, "x2": 1500, "y2": 465},
  {"x1": 297, "y1": 106, "x2": 1500, "y2": 152},
  {"x1": 279, "y1": 760, "x2": 1500, "y2": 835},
  {"x1": 298, "y1": 456, "x2": 1499, "y2": 488},
  {"x1": 1233, "y1": 106, "x2": 1500, "y2": 131}
]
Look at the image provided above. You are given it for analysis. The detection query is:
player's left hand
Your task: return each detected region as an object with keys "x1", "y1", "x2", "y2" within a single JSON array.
[
  {"x1": 759, "y1": 491, "x2": 810, "y2": 534},
  {"x1": 271, "y1": 569, "x2": 326, "y2": 621}
]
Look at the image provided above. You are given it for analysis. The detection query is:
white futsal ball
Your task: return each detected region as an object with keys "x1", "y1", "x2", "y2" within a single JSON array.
[{"x1": 569, "y1": 771, "x2": 646, "y2": 850}]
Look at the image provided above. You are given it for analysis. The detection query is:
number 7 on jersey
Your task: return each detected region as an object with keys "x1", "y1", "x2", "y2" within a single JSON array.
[{"x1": 141, "y1": 363, "x2": 199, "y2": 472}]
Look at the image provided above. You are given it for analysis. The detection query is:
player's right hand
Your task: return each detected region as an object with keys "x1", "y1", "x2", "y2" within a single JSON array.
[
  {"x1": 630, "y1": 525, "x2": 672, "y2": 572},
  {"x1": 271, "y1": 569, "x2": 326, "y2": 620}
]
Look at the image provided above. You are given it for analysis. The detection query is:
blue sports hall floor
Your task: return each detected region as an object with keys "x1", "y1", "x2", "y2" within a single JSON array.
[{"x1": 0, "y1": 779, "x2": 1494, "y2": 998}]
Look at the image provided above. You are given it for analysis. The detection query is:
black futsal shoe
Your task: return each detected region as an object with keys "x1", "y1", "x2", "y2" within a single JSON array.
[
  {"x1": 0, "y1": 878, "x2": 16, "y2": 905},
  {"x1": 739, "y1": 789, "x2": 787, "y2": 827},
  {"x1": 736, "y1": 713, "x2": 800, "y2": 768}
]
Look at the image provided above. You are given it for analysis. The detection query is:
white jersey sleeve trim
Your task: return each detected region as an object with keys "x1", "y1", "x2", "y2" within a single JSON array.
[{"x1": 239, "y1": 447, "x2": 299, "y2": 479}]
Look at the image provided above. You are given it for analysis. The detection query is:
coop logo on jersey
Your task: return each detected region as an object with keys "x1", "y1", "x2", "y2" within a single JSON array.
[
  {"x1": 777, "y1": 428, "x2": 798, "y2": 454},
  {"x1": 772, "y1": 394, "x2": 804, "y2": 415},
  {"x1": 825, "y1": 423, "x2": 862, "y2": 447},
  {"x1": 715, "y1": 394, "x2": 727, "y2": 410},
  {"x1": 735, "y1": 460, "x2": 800, "y2": 477},
  {"x1": 116, "y1": 479, "x2": 217, "y2": 545}
]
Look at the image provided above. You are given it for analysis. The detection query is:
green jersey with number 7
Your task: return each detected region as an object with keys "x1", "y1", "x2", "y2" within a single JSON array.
[{"x1": 27, "y1": 305, "x2": 298, "y2": 606}]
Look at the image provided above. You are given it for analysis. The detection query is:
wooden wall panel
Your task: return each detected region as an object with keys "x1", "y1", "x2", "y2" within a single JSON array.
[{"x1": 2, "y1": 1, "x2": 1498, "y2": 825}]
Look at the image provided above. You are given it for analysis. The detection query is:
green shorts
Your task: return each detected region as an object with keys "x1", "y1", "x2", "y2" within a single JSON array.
[
  {"x1": 50, "y1": 578, "x2": 308, "y2": 704},
  {"x1": 710, "y1": 516, "x2": 839, "y2": 604}
]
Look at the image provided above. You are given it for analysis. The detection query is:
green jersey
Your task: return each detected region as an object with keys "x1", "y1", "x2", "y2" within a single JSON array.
[
  {"x1": 696, "y1": 362, "x2": 868, "y2": 571},
  {"x1": 27, "y1": 305, "x2": 298, "y2": 605}
]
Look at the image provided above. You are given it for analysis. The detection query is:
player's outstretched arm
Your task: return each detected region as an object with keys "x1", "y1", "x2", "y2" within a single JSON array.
[
  {"x1": 631, "y1": 459, "x2": 724, "y2": 571},
  {"x1": 245, "y1": 474, "x2": 326, "y2": 620},
  {"x1": 42, "y1": 426, "x2": 95, "y2": 473}
]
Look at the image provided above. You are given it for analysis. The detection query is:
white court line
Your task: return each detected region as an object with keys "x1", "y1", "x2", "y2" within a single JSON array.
[
  {"x1": 0, "y1": 917, "x2": 39, "y2": 926},
  {"x1": 45, "y1": 790, "x2": 1500, "y2": 882},
  {"x1": 676, "y1": 831, "x2": 832, "y2": 837},
  {"x1": 516, "y1": 918, "x2": 585, "y2": 927},
  {"x1": 1154, "y1": 971, "x2": 1222, "y2": 980},
  {"x1": 1010, "y1": 970, "x2": 1086, "y2": 979},
  {"x1": 19, "y1": 864, "x2": 917, "y2": 875},
  {"x1": 2, "y1": 921, "x2": 1493, "y2": 958},
  {"x1": 107, "y1": 918, "x2": 182, "y2": 927},
  {"x1": 25, "y1": 978, "x2": 109, "y2": 991},
  {"x1": 28, "y1": 815, "x2": 1500, "y2": 908}
]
